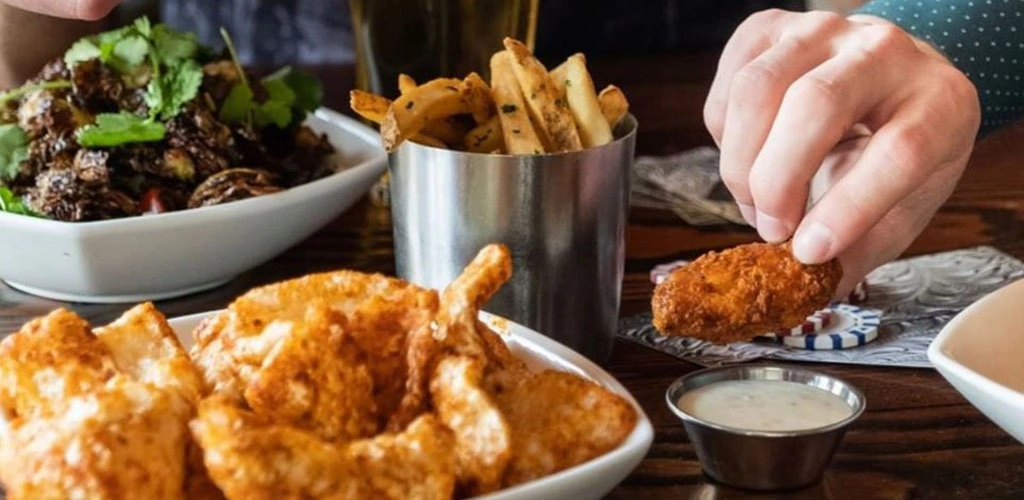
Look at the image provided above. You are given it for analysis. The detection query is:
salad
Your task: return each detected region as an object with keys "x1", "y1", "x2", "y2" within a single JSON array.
[{"x1": 0, "y1": 18, "x2": 334, "y2": 222}]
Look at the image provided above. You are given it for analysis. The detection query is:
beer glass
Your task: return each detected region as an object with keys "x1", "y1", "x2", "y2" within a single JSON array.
[{"x1": 349, "y1": 0, "x2": 540, "y2": 94}]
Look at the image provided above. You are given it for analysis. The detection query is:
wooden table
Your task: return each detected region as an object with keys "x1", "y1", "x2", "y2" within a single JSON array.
[{"x1": 3, "y1": 53, "x2": 1024, "y2": 499}]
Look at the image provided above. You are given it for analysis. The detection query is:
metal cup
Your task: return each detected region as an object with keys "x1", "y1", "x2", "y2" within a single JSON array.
[
  {"x1": 666, "y1": 365, "x2": 866, "y2": 491},
  {"x1": 388, "y1": 116, "x2": 637, "y2": 363}
]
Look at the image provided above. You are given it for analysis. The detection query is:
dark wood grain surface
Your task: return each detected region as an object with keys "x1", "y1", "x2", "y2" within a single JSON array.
[{"x1": 3, "y1": 53, "x2": 1024, "y2": 499}]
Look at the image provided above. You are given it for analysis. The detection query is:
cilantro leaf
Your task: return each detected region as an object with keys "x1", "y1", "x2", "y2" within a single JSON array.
[
  {"x1": 64, "y1": 39, "x2": 102, "y2": 65},
  {"x1": 77, "y1": 113, "x2": 166, "y2": 147},
  {"x1": 109, "y1": 34, "x2": 150, "y2": 72},
  {"x1": 152, "y1": 24, "x2": 198, "y2": 63},
  {"x1": 262, "y1": 77, "x2": 296, "y2": 106},
  {"x1": 0, "y1": 187, "x2": 39, "y2": 217},
  {"x1": 263, "y1": 66, "x2": 322, "y2": 113},
  {"x1": 0, "y1": 124, "x2": 27, "y2": 183},
  {"x1": 163, "y1": 59, "x2": 203, "y2": 118},
  {"x1": 147, "y1": 59, "x2": 202, "y2": 120},
  {"x1": 219, "y1": 84, "x2": 253, "y2": 124},
  {"x1": 133, "y1": 17, "x2": 152, "y2": 37},
  {"x1": 254, "y1": 100, "x2": 292, "y2": 128}
]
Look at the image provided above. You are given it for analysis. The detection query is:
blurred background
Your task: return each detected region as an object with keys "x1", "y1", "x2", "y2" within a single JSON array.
[{"x1": 115, "y1": 0, "x2": 867, "y2": 67}]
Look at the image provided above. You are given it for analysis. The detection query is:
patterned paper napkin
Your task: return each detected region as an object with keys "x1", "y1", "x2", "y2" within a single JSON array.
[
  {"x1": 630, "y1": 147, "x2": 746, "y2": 226},
  {"x1": 617, "y1": 246, "x2": 1024, "y2": 368}
]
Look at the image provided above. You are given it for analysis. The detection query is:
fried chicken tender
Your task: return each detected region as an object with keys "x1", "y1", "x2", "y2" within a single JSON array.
[
  {"x1": 190, "y1": 397, "x2": 456, "y2": 500},
  {"x1": 652, "y1": 242, "x2": 843, "y2": 343},
  {"x1": 192, "y1": 271, "x2": 439, "y2": 436},
  {"x1": 0, "y1": 306, "x2": 207, "y2": 500}
]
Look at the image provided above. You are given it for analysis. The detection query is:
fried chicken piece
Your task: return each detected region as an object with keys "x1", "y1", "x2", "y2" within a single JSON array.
[
  {"x1": 242, "y1": 305, "x2": 378, "y2": 442},
  {"x1": 94, "y1": 302, "x2": 204, "y2": 408},
  {"x1": 192, "y1": 270, "x2": 439, "y2": 430},
  {"x1": 652, "y1": 242, "x2": 843, "y2": 343},
  {"x1": 392, "y1": 245, "x2": 514, "y2": 496},
  {"x1": 390, "y1": 244, "x2": 513, "y2": 431},
  {"x1": 190, "y1": 397, "x2": 456, "y2": 500},
  {"x1": 0, "y1": 376, "x2": 190, "y2": 500},
  {"x1": 430, "y1": 356, "x2": 511, "y2": 496},
  {"x1": 0, "y1": 309, "x2": 116, "y2": 419},
  {"x1": 0, "y1": 306, "x2": 206, "y2": 500},
  {"x1": 497, "y1": 370, "x2": 638, "y2": 486}
]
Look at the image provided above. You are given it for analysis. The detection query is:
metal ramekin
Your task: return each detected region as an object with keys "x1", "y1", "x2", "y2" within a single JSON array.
[{"x1": 666, "y1": 364, "x2": 866, "y2": 491}]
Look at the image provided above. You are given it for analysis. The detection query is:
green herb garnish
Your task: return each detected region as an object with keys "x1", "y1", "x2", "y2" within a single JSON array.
[
  {"x1": 63, "y1": 17, "x2": 203, "y2": 128},
  {"x1": 0, "y1": 124, "x2": 28, "y2": 183},
  {"x1": 76, "y1": 112, "x2": 165, "y2": 147},
  {"x1": 0, "y1": 80, "x2": 73, "y2": 107},
  {"x1": 0, "y1": 187, "x2": 39, "y2": 217}
]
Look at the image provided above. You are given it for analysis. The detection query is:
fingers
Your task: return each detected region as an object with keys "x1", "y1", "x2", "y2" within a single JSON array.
[
  {"x1": 704, "y1": 9, "x2": 789, "y2": 144},
  {"x1": 746, "y1": 44, "x2": 905, "y2": 242},
  {"x1": 4, "y1": 0, "x2": 121, "y2": 20},
  {"x1": 718, "y1": 31, "x2": 833, "y2": 219}
]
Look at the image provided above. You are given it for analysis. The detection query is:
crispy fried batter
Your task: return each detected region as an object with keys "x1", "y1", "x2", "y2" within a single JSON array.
[
  {"x1": 0, "y1": 376, "x2": 191, "y2": 500},
  {"x1": 0, "y1": 307, "x2": 205, "y2": 500},
  {"x1": 94, "y1": 303, "x2": 204, "y2": 407},
  {"x1": 430, "y1": 356, "x2": 511, "y2": 495},
  {"x1": 191, "y1": 397, "x2": 456, "y2": 500},
  {"x1": 243, "y1": 305, "x2": 378, "y2": 442},
  {"x1": 397, "y1": 245, "x2": 515, "y2": 496},
  {"x1": 497, "y1": 370, "x2": 638, "y2": 486},
  {"x1": 651, "y1": 242, "x2": 843, "y2": 343},
  {"x1": 0, "y1": 309, "x2": 116, "y2": 419},
  {"x1": 191, "y1": 270, "x2": 439, "y2": 431}
]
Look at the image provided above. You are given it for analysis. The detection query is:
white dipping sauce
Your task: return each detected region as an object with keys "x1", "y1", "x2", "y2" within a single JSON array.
[{"x1": 677, "y1": 380, "x2": 853, "y2": 432}]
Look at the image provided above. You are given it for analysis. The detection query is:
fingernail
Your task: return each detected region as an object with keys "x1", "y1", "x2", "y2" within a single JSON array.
[
  {"x1": 756, "y1": 211, "x2": 790, "y2": 243},
  {"x1": 793, "y1": 221, "x2": 834, "y2": 264},
  {"x1": 737, "y1": 203, "x2": 756, "y2": 227}
]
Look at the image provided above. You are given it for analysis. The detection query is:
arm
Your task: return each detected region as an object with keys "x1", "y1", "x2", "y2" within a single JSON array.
[
  {"x1": 857, "y1": 1, "x2": 1023, "y2": 133},
  {"x1": 0, "y1": 1, "x2": 121, "y2": 89}
]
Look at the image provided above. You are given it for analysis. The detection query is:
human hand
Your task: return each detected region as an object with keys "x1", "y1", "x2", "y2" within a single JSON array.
[
  {"x1": 3, "y1": 0, "x2": 121, "y2": 20},
  {"x1": 704, "y1": 10, "x2": 980, "y2": 295}
]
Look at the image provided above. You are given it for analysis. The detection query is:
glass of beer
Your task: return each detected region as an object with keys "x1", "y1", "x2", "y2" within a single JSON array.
[{"x1": 349, "y1": 0, "x2": 539, "y2": 95}]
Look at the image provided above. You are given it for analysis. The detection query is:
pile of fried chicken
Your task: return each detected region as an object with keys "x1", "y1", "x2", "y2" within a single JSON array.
[{"x1": 0, "y1": 244, "x2": 637, "y2": 500}]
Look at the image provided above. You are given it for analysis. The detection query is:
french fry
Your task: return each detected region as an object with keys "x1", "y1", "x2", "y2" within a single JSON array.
[
  {"x1": 410, "y1": 133, "x2": 448, "y2": 149},
  {"x1": 398, "y1": 74, "x2": 417, "y2": 95},
  {"x1": 461, "y1": 72, "x2": 495, "y2": 124},
  {"x1": 598, "y1": 85, "x2": 629, "y2": 129},
  {"x1": 502, "y1": 38, "x2": 582, "y2": 152},
  {"x1": 562, "y1": 54, "x2": 612, "y2": 147},
  {"x1": 548, "y1": 53, "x2": 583, "y2": 99},
  {"x1": 349, "y1": 90, "x2": 391, "y2": 124},
  {"x1": 490, "y1": 51, "x2": 545, "y2": 155},
  {"x1": 423, "y1": 117, "x2": 469, "y2": 147},
  {"x1": 464, "y1": 115, "x2": 504, "y2": 153},
  {"x1": 380, "y1": 77, "x2": 471, "y2": 151}
]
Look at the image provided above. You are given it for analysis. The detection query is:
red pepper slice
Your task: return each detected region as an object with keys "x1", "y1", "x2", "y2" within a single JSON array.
[{"x1": 140, "y1": 188, "x2": 167, "y2": 214}]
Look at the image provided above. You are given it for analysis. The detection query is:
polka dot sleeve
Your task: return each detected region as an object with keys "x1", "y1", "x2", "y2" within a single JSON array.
[{"x1": 857, "y1": 0, "x2": 1024, "y2": 134}]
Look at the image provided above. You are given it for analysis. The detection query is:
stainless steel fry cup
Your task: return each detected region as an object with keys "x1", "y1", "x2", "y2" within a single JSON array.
[
  {"x1": 666, "y1": 364, "x2": 866, "y2": 491},
  {"x1": 388, "y1": 116, "x2": 637, "y2": 363}
]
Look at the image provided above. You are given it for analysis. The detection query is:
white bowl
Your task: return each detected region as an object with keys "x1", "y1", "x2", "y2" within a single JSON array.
[
  {"x1": 928, "y1": 277, "x2": 1024, "y2": 444},
  {"x1": 0, "y1": 108, "x2": 386, "y2": 303},
  {"x1": 168, "y1": 311, "x2": 654, "y2": 500}
]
